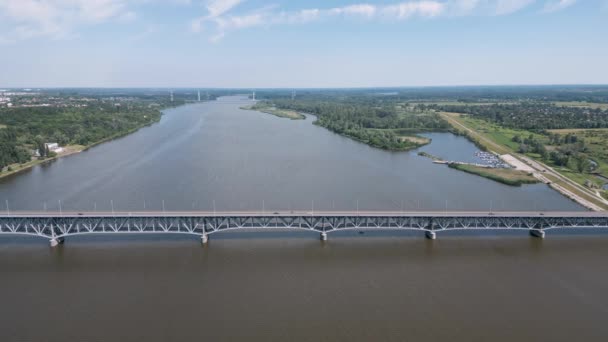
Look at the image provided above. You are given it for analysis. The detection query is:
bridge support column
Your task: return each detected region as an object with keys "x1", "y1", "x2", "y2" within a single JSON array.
[
  {"x1": 201, "y1": 234, "x2": 208, "y2": 244},
  {"x1": 530, "y1": 230, "x2": 546, "y2": 239},
  {"x1": 49, "y1": 237, "x2": 64, "y2": 247},
  {"x1": 425, "y1": 231, "x2": 437, "y2": 240},
  {"x1": 320, "y1": 232, "x2": 328, "y2": 241}
]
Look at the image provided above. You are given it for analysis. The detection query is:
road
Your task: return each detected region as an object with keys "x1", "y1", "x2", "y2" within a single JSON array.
[{"x1": 4, "y1": 210, "x2": 608, "y2": 218}]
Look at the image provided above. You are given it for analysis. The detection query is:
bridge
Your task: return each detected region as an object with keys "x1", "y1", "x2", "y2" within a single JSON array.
[{"x1": 2, "y1": 211, "x2": 608, "y2": 246}]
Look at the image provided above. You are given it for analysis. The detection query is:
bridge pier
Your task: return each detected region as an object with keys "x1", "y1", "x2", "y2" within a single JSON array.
[
  {"x1": 425, "y1": 231, "x2": 437, "y2": 240},
  {"x1": 529, "y1": 230, "x2": 546, "y2": 239},
  {"x1": 201, "y1": 234, "x2": 208, "y2": 244},
  {"x1": 49, "y1": 237, "x2": 64, "y2": 247},
  {"x1": 320, "y1": 232, "x2": 328, "y2": 241}
]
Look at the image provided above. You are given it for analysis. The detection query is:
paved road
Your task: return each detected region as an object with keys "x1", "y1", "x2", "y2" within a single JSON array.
[{"x1": 3, "y1": 211, "x2": 608, "y2": 218}]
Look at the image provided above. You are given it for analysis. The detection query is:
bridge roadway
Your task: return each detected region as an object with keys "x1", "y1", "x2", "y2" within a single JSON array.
[{"x1": 1, "y1": 211, "x2": 608, "y2": 246}]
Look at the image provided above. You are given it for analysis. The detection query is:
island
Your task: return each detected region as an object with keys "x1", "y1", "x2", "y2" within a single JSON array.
[
  {"x1": 249, "y1": 87, "x2": 608, "y2": 209},
  {"x1": 242, "y1": 102, "x2": 306, "y2": 120}
]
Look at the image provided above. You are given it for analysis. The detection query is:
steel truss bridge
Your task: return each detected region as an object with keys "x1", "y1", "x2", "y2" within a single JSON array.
[{"x1": 1, "y1": 211, "x2": 608, "y2": 246}]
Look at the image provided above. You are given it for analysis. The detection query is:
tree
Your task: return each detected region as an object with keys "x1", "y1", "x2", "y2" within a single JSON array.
[
  {"x1": 518, "y1": 144, "x2": 529, "y2": 154},
  {"x1": 576, "y1": 157, "x2": 591, "y2": 173}
]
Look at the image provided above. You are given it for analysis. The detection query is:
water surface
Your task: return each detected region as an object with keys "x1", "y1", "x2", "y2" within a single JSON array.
[
  {"x1": 0, "y1": 96, "x2": 582, "y2": 212},
  {"x1": 1, "y1": 96, "x2": 604, "y2": 342},
  {"x1": 1, "y1": 235, "x2": 607, "y2": 342}
]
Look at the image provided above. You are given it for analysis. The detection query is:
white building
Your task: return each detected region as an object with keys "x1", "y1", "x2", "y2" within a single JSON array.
[{"x1": 45, "y1": 143, "x2": 64, "y2": 153}]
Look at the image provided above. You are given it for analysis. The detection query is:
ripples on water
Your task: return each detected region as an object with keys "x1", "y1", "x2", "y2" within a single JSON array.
[{"x1": 1, "y1": 234, "x2": 608, "y2": 342}]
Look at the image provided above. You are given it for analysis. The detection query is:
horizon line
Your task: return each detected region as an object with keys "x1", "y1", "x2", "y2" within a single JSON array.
[{"x1": 2, "y1": 83, "x2": 608, "y2": 90}]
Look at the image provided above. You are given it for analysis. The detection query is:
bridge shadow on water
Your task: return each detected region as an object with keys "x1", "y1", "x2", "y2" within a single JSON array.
[{"x1": 1, "y1": 228, "x2": 608, "y2": 248}]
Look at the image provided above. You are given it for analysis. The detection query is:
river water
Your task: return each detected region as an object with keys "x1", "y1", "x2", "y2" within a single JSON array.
[
  {"x1": 0, "y1": 96, "x2": 582, "y2": 212},
  {"x1": 3, "y1": 96, "x2": 607, "y2": 342},
  {"x1": 1, "y1": 236, "x2": 608, "y2": 341}
]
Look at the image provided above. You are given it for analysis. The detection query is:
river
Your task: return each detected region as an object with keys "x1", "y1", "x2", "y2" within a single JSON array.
[
  {"x1": 3, "y1": 96, "x2": 607, "y2": 342},
  {"x1": 0, "y1": 96, "x2": 582, "y2": 212}
]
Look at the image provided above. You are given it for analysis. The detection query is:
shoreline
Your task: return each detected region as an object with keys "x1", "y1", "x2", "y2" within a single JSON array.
[
  {"x1": 0, "y1": 112, "x2": 166, "y2": 181},
  {"x1": 439, "y1": 111, "x2": 607, "y2": 211},
  {"x1": 239, "y1": 106, "x2": 432, "y2": 152},
  {"x1": 241, "y1": 104, "x2": 306, "y2": 120},
  {"x1": 448, "y1": 163, "x2": 539, "y2": 186},
  {"x1": 243, "y1": 102, "x2": 436, "y2": 152},
  {"x1": 417, "y1": 151, "x2": 539, "y2": 186},
  {"x1": 0, "y1": 147, "x2": 85, "y2": 180},
  {"x1": 321, "y1": 128, "x2": 430, "y2": 152}
]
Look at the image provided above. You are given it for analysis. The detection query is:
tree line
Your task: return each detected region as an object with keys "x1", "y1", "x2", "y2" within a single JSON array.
[
  {"x1": 0, "y1": 95, "x2": 172, "y2": 171},
  {"x1": 424, "y1": 103, "x2": 608, "y2": 130},
  {"x1": 263, "y1": 97, "x2": 449, "y2": 151}
]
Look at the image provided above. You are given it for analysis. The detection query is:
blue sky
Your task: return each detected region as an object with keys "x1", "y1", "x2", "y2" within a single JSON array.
[{"x1": 0, "y1": 0, "x2": 606, "y2": 88}]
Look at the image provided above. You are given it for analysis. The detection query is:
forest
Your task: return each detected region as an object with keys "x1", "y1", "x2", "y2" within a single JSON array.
[
  {"x1": 425, "y1": 103, "x2": 608, "y2": 130},
  {"x1": 257, "y1": 94, "x2": 449, "y2": 151},
  {"x1": 0, "y1": 92, "x2": 184, "y2": 171},
  {"x1": 0, "y1": 128, "x2": 31, "y2": 170},
  {"x1": 255, "y1": 85, "x2": 608, "y2": 104}
]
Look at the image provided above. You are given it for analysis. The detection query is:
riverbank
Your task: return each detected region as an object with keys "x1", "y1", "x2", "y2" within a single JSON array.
[
  {"x1": 0, "y1": 145, "x2": 85, "y2": 180},
  {"x1": 448, "y1": 163, "x2": 538, "y2": 186},
  {"x1": 244, "y1": 103, "x2": 432, "y2": 152},
  {"x1": 417, "y1": 150, "x2": 538, "y2": 186},
  {"x1": 314, "y1": 122, "x2": 431, "y2": 151},
  {"x1": 0, "y1": 114, "x2": 163, "y2": 181},
  {"x1": 440, "y1": 111, "x2": 608, "y2": 210},
  {"x1": 242, "y1": 104, "x2": 306, "y2": 120},
  {"x1": 0, "y1": 95, "x2": 582, "y2": 213}
]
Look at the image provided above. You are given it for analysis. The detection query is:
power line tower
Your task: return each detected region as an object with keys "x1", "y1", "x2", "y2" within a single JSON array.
[{"x1": 292, "y1": 90, "x2": 296, "y2": 100}]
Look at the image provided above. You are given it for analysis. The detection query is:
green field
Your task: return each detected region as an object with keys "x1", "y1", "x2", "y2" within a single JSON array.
[
  {"x1": 442, "y1": 112, "x2": 608, "y2": 205},
  {"x1": 446, "y1": 113, "x2": 608, "y2": 187},
  {"x1": 548, "y1": 128, "x2": 608, "y2": 185},
  {"x1": 449, "y1": 164, "x2": 538, "y2": 186},
  {"x1": 441, "y1": 112, "x2": 543, "y2": 155},
  {"x1": 458, "y1": 115, "x2": 545, "y2": 151}
]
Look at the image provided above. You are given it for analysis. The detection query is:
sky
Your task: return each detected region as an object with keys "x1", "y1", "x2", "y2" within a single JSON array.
[{"x1": 0, "y1": 0, "x2": 607, "y2": 88}]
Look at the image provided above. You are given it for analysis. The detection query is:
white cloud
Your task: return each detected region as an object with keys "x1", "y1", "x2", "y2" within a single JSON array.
[
  {"x1": 0, "y1": 0, "x2": 135, "y2": 42},
  {"x1": 329, "y1": 4, "x2": 377, "y2": 18},
  {"x1": 196, "y1": 1, "x2": 452, "y2": 42},
  {"x1": 205, "y1": 0, "x2": 244, "y2": 18},
  {"x1": 542, "y1": 0, "x2": 577, "y2": 13},
  {"x1": 1, "y1": 0, "x2": 584, "y2": 44},
  {"x1": 279, "y1": 9, "x2": 321, "y2": 24},
  {"x1": 449, "y1": 0, "x2": 481, "y2": 14},
  {"x1": 495, "y1": 0, "x2": 536, "y2": 15},
  {"x1": 383, "y1": 1, "x2": 445, "y2": 18},
  {"x1": 191, "y1": 0, "x2": 245, "y2": 33}
]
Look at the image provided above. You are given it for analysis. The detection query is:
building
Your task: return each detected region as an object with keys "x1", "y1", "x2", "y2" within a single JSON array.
[{"x1": 45, "y1": 143, "x2": 64, "y2": 154}]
